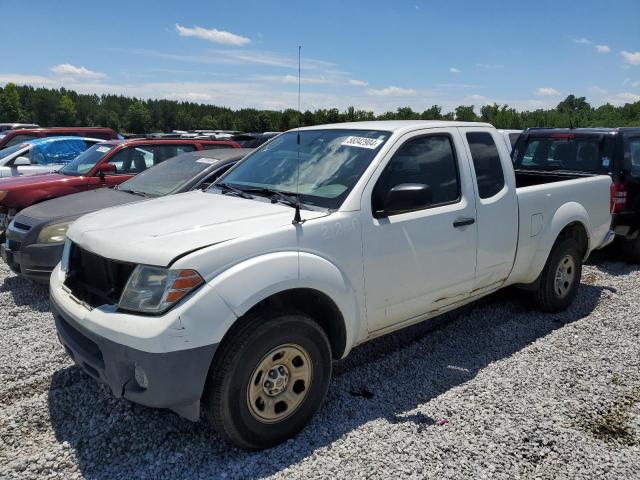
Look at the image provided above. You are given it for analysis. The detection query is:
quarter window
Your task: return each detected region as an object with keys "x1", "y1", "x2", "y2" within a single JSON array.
[
  {"x1": 372, "y1": 135, "x2": 460, "y2": 212},
  {"x1": 466, "y1": 132, "x2": 505, "y2": 199}
]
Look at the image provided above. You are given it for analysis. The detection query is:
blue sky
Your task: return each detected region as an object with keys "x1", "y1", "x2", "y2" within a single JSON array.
[{"x1": 3, "y1": 0, "x2": 639, "y2": 113}]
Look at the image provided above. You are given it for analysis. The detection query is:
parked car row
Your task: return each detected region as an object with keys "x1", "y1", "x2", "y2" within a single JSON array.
[
  {"x1": 0, "y1": 137, "x2": 240, "y2": 234},
  {"x1": 0, "y1": 119, "x2": 637, "y2": 451}
]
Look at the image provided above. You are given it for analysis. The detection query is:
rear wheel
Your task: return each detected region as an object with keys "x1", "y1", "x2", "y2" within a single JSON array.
[
  {"x1": 531, "y1": 238, "x2": 582, "y2": 312},
  {"x1": 202, "y1": 310, "x2": 332, "y2": 450}
]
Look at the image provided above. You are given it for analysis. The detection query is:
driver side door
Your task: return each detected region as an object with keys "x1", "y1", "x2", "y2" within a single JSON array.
[{"x1": 361, "y1": 129, "x2": 478, "y2": 333}]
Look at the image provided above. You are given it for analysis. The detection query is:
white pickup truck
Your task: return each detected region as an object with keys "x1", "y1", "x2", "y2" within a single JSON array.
[{"x1": 49, "y1": 121, "x2": 613, "y2": 449}]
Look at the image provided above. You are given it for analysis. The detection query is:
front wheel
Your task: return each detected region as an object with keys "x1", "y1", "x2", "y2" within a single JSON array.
[
  {"x1": 202, "y1": 310, "x2": 332, "y2": 450},
  {"x1": 530, "y1": 238, "x2": 582, "y2": 313}
]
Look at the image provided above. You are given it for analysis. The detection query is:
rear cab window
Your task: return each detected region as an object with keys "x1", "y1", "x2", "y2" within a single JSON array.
[
  {"x1": 466, "y1": 132, "x2": 505, "y2": 199},
  {"x1": 514, "y1": 134, "x2": 615, "y2": 174}
]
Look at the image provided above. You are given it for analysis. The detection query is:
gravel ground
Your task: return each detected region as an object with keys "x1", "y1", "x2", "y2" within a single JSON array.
[{"x1": 0, "y1": 251, "x2": 639, "y2": 480}]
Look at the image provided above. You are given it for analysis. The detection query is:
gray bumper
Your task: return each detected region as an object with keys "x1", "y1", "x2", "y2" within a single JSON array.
[
  {"x1": 50, "y1": 295, "x2": 218, "y2": 421},
  {"x1": 2, "y1": 241, "x2": 62, "y2": 283}
]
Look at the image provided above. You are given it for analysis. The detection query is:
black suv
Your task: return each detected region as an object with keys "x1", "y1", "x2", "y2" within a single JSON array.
[{"x1": 512, "y1": 128, "x2": 640, "y2": 262}]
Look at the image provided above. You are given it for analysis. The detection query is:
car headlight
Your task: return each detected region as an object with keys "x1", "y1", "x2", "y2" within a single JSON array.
[
  {"x1": 37, "y1": 221, "x2": 74, "y2": 244},
  {"x1": 0, "y1": 190, "x2": 7, "y2": 201},
  {"x1": 118, "y1": 265, "x2": 204, "y2": 314}
]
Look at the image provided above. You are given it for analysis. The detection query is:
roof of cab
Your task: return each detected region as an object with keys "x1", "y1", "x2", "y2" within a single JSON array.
[{"x1": 297, "y1": 120, "x2": 494, "y2": 134}]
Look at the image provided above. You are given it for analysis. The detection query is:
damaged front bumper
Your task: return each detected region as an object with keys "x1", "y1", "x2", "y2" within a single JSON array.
[{"x1": 50, "y1": 295, "x2": 218, "y2": 421}]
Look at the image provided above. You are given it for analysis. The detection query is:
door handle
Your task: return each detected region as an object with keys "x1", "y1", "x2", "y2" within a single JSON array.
[{"x1": 453, "y1": 217, "x2": 475, "y2": 228}]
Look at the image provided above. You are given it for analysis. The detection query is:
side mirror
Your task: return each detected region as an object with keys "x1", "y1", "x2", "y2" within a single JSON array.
[
  {"x1": 95, "y1": 163, "x2": 116, "y2": 175},
  {"x1": 379, "y1": 183, "x2": 433, "y2": 216},
  {"x1": 13, "y1": 156, "x2": 30, "y2": 166}
]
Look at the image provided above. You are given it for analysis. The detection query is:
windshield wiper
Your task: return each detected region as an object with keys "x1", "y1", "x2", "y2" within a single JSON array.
[
  {"x1": 216, "y1": 182, "x2": 254, "y2": 199},
  {"x1": 241, "y1": 187, "x2": 307, "y2": 223},
  {"x1": 117, "y1": 187, "x2": 148, "y2": 197}
]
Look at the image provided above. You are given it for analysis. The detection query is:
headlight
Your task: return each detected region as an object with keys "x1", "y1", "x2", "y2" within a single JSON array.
[
  {"x1": 0, "y1": 190, "x2": 7, "y2": 201},
  {"x1": 118, "y1": 265, "x2": 204, "y2": 314},
  {"x1": 37, "y1": 221, "x2": 73, "y2": 244}
]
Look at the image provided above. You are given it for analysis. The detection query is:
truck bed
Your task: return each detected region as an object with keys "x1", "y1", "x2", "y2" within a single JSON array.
[{"x1": 515, "y1": 170, "x2": 599, "y2": 188}]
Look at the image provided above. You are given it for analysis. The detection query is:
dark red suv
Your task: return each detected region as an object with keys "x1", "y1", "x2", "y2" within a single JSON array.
[
  {"x1": 0, "y1": 127, "x2": 119, "y2": 149},
  {"x1": 0, "y1": 138, "x2": 240, "y2": 232}
]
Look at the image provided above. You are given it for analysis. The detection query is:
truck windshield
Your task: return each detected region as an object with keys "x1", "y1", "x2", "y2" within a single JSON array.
[
  {"x1": 514, "y1": 136, "x2": 614, "y2": 174},
  {"x1": 215, "y1": 129, "x2": 390, "y2": 209},
  {"x1": 60, "y1": 144, "x2": 113, "y2": 176}
]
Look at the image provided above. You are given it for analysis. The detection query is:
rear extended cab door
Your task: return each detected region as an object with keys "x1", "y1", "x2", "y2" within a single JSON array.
[
  {"x1": 458, "y1": 126, "x2": 519, "y2": 291},
  {"x1": 360, "y1": 127, "x2": 478, "y2": 333}
]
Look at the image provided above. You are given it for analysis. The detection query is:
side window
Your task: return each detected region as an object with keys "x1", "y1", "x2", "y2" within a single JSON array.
[
  {"x1": 466, "y1": 132, "x2": 505, "y2": 199},
  {"x1": 153, "y1": 145, "x2": 196, "y2": 166},
  {"x1": 372, "y1": 135, "x2": 460, "y2": 213},
  {"x1": 203, "y1": 143, "x2": 228, "y2": 150},
  {"x1": 629, "y1": 138, "x2": 640, "y2": 177},
  {"x1": 107, "y1": 147, "x2": 151, "y2": 174},
  {"x1": 6, "y1": 134, "x2": 38, "y2": 147}
]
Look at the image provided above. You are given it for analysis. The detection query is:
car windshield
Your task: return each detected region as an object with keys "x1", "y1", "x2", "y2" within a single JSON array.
[
  {"x1": 0, "y1": 143, "x2": 27, "y2": 160},
  {"x1": 60, "y1": 144, "x2": 113, "y2": 175},
  {"x1": 118, "y1": 155, "x2": 219, "y2": 197},
  {"x1": 514, "y1": 136, "x2": 614, "y2": 174},
  {"x1": 215, "y1": 129, "x2": 390, "y2": 209}
]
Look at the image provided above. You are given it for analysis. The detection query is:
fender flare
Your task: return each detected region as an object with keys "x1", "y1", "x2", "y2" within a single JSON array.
[
  {"x1": 208, "y1": 251, "x2": 362, "y2": 357},
  {"x1": 524, "y1": 202, "x2": 591, "y2": 284}
]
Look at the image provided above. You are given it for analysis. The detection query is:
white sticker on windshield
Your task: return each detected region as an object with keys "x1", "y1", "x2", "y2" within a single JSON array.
[
  {"x1": 96, "y1": 146, "x2": 111, "y2": 153},
  {"x1": 341, "y1": 136, "x2": 384, "y2": 149},
  {"x1": 602, "y1": 157, "x2": 610, "y2": 167},
  {"x1": 196, "y1": 158, "x2": 219, "y2": 164}
]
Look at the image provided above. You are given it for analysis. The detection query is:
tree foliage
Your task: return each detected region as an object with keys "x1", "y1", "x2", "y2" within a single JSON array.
[{"x1": 0, "y1": 83, "x2": 638, "y2": 133}]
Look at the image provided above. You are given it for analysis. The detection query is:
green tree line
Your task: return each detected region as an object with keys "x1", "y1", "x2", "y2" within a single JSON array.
[{"x1": 0, "y1": 82, "x2": 638, "y2": 134}]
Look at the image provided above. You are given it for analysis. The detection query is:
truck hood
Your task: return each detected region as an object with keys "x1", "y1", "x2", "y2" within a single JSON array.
[
  {"x1": 19, "y1": 187, "x2": 141, "y2": 223},
  {"x1": 67, "y1": 190, "x2": 328, "y2": 266}
]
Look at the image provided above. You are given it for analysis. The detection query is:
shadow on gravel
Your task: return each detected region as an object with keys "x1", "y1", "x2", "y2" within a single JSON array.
[
  {"x1": 47, "y1": 282, "x2": 608, "y2": 480},
  {"x1": 0, "y1": 273, "x2": 48, "y2": 312},
  {"x1": 587, "y1": 244, "x2": 640, "y2": 277}
]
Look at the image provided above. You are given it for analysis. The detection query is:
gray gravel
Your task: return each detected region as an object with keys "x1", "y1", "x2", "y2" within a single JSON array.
[{"x1": 0, "y1": 251, "x2": 639, "y2": 479}]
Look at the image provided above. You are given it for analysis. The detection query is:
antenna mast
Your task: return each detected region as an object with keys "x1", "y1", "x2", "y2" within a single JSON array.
[{"x1": 293, "y1": 45, "x2": 303, "y2": 224}]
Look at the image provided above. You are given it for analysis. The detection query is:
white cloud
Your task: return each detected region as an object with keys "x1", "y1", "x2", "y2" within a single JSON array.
[
  {"x1": 365, "y1": 86, "x2": 416, "y2": 96},
  {"x1": 632, "y1": 81, "x2": 640, "y2": 88},
  {"x1": 602, "y1": 92, "x2": 640, "y2": 105},
  {"x1": 50, "y1": 63, "x2": 106, "y2": 79},
  {"x1": 476, "y1": 63, "x2": 504, "y2": 69},
  {"x1": 129, "y1": 48, "x2": 338, "y2": 72},
  {"x1": 621, "y1": 50, "x2": 640, "y2": 66},
  {"x1": 253, "y1": 74, "x2": 333, "y2": 85},
  {"x1": 536, "y1": 87, "x2": 561, "y2": 97},
  {"x1": 449, "y1": 67, "x2": 461, "y2": 74},
  {"x1": 175, "y1": 24, "x2": 250, "y2": 46},
  {"x1": 349, "y1": 79, "x2": 368, "y2": 87},
  {"x1": 436, "y1": 83, "x2": 479, "y2": 88},
  {"x1": 587, "y1": 86, "x2": 608, "y2": 95},
  {"x1": 574, "y1": 37, "x2": 592, "y2": 45},
  {"x1": 595, "y1": 45, "x2": 610, "y2": 53},
  {"x1": 466, "y1": 94, "x2": 487, "y2": 102}
]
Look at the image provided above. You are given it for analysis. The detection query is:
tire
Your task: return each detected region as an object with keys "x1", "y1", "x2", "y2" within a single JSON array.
[
  {"x1": 530, "y1": 238, "x2": 582, "y2": 313},
  {"x1": 202, "y1": 310, "x2": 332, "y2": 450}
]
